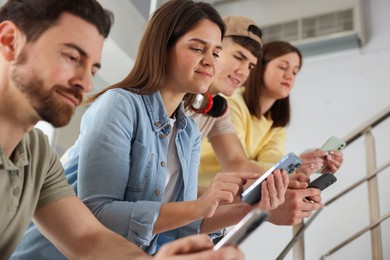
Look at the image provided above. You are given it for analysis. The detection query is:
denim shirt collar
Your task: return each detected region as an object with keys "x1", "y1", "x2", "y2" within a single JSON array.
[{"x1": 142, "y1": 91, "x2": 187, "y2": 134}]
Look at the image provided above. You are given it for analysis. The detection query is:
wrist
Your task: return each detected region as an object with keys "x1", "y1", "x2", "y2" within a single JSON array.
[{"x1": 192, "y1": 198, "x2": 208, "y2": 219}]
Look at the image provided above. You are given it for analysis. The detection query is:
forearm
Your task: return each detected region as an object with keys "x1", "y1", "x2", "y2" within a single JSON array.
[
  {"x1": 70, "y1": 228, "x2": 152, "y2": 260},
  {"x1": 250, "y1": 158, "x2": 276, "y2": 172},
  {"x1": 211, "y1": 134, "x2": 265, "y2": 175},
  {"x1": 200, "y1": 202, "x2": 251, "y2": 233},
  {"x1": 222, "y1": 157, "x2": 265, "y2": 176},
  {"x1": 156, "y1": 192, "x2": 251, "y2": 235},
  {"x1": 33, "y1": 197, "x2": 151, "y2": 260},
  {"x1": 153, "y1": 200, "x2": 204, "y2": 234},
  {"x1": 198, "y1": 185, "x2": 207, "y2": 197}
]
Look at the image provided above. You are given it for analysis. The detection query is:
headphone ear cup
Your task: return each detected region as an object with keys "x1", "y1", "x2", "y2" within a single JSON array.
[
  {"x1": 207, "y1": 95, "x2": 227, "y2": 117},
  {"x1": 191, "y1": 93, "x2": 213, "y2": 114}
]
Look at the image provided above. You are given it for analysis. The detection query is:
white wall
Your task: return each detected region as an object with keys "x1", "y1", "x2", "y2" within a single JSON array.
[
  {"x1": 215, "y1": 0, "x2": 354, "y2": 26},
  {"x1": 238, "y1": 0, "x2": 390, "y2": 259}
]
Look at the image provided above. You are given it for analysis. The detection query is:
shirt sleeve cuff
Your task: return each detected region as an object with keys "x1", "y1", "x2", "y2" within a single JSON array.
[
  {"x1": 127, "y1": 201, "x2": 162, "y2": 246},
  {"x1": 177, "y1": 219, "x2": 202, "y2": 237}
]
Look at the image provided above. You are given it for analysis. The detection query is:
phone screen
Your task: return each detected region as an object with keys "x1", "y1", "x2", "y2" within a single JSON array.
[
  {"x1": 213, "y1": 209, "x2": 269, "y2": 250},
  {"x1": 241, "y1": 153, "x2": 302, "y2": 205},
  {"x1": 318, "y1": 136, "x2": 346, "y2": 173}
]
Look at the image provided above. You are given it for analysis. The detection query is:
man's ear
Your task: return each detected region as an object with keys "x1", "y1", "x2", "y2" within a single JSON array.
[{"x1": 0, "y1": 21, "x2": 21, "y2": 61}]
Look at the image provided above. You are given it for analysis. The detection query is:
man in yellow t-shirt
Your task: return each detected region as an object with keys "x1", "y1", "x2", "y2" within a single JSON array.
[{"x1": 194, "y1": 16, "x2": 271, "y2": 186}]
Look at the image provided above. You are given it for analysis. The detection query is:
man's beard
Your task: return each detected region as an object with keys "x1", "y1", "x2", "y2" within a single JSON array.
[{"x1": 10, "y1": 50, "x2": 82, "y2": 127}]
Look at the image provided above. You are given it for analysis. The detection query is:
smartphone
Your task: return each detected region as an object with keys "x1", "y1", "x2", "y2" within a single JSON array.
[
  {"x1": 318, "y1": 136, "x2": 346, "y2": 173},
  {"x1": 241, "y1": 153, "x2": 302, "y2": 205},
  {"x1": 320, "y1": 136, "x2": 346, "y2": 152},
  {"x1": 213, "y1": 208, "x2": 269, "y2": 250},
  {"x1": 308, "y1": 172, "x2": 337, "y2": 191}
]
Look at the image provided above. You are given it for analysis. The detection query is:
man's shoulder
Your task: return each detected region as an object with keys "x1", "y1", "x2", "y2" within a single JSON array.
[
  {"x1": 229, "y1": 88, "x2": 245, "y2": 101},
  {"x1": 24, "y1": 128, "x2": 49, "y2": 146},
  {"x1": 22, "y1": 128, "x2": 55, "y2": 161},
  {"x1": 193, "y1": 113, "x2": 217, "y2": 128}
]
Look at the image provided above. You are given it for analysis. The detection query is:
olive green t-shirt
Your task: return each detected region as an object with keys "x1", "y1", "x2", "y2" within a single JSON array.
[{"x1": 0, "y1": 128, "x2": 75, "y2": 258}]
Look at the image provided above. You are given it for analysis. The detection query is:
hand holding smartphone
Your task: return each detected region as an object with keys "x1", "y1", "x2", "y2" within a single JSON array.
[
  {"x1": 308, "y1": 172, "x2": 337, "y2": 191},
  {"x1": 318, "y1": 136, "x2": 346, "y2": 173},
  {"x1": 213, "y1": 208, "x2": 269, "y2": 250},
  {"x1": 320, "y1": 136, "x2": 346, "y2": 152},
  {"x1": 305, "y1": 172, "x2": 337, "y2": 203},
  {"x1": 241, "y1": 153, "x2": 302, "y2": 205}
]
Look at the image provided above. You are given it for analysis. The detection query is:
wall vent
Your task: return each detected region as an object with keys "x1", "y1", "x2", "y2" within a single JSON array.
[{"x1": 261, "y1": 3, "x2": 367, "y2": 56}]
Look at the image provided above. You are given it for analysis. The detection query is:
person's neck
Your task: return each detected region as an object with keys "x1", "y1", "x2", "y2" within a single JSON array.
[
  {"x1": 0, "y1": 115, "x2": 34, "y2": 159},
  {"x1": 259, "y1": 95, "x2": 276, "y2": 116},
  {"x1": 0, "y1": 86, "x2": 37, "y2": 158},
  {"x1": 208, "y1": 84, "x2": 219, "y2": 96},
  {"x1": 159, "y1": 88, "x2": 184, "y2": 118}
]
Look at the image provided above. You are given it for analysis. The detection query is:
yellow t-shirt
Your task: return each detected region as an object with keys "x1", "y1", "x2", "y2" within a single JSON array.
[{"x1": 199, "y1": 88, "x2": 286, "y2": 186}]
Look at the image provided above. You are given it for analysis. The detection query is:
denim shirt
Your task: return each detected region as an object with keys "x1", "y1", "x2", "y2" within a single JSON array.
[{"x1": 12, "y1": 88, "x2": 202, "y2": 258}]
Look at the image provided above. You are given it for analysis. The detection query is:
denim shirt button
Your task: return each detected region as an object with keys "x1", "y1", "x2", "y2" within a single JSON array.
[
  {"x1": 154, "y1": 189, "x2": 161, "y2": 196},
  {"x1": 160, "y1": 161, "x2": 166, "y2": 167},
  {"x1": 154, "y1": 122, "x2": 161, "y2": 127},
  {"x1": 160, "y1": 133, "x2": 167, "y2": 139}
]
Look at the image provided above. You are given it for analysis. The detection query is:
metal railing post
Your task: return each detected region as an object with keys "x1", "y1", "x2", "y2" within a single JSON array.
[
  {"x1": 364, "y1": 128, "x2": 383, "y2": 260},
  {"x1": 277, "y1": 105, "x2": 390, "y2": 258},
  {"x1": 293, "y1": 222, "x2": 305, "y2": 260}
]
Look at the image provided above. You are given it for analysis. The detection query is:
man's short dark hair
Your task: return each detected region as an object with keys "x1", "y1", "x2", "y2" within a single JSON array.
[
  {"x1": 230, "y1": 33, "x2": 263, "y2": 59},
  {"x1": 0, "y1": 0, "x2": 114, "y2": 42}
]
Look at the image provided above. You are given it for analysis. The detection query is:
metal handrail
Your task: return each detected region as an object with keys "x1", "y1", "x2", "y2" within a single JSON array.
[
  {"x1": 320, "y1": 211, "x2": 390, "y2": 259},
  {"x1": 343, "y1": 105, "x2": 390, "y2": 146},
  {"x1": 276, "y1": 160, "x2": 390, "y2": 260},
  {"x1": 325, "y1": 160, "x2": 390, "y2": 206},
  {"x1": 277, "y1": 105, "x2": 390, "y2": 259}
]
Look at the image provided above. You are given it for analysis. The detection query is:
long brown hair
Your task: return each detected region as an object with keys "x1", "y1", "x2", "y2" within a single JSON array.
[
  {"x1": 86, "y1": 0, "x2": 225, "y2": 109},
  {"x1": 243, "y1": 41, "x2": 302, "y2": 127}
]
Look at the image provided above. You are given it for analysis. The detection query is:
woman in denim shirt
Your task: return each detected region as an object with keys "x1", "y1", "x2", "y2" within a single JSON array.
[{"x1": 13, "y1": 1, "x2": 288, "y2": 258}]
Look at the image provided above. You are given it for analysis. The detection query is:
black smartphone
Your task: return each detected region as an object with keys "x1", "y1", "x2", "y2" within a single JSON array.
[
  {"x1": 308, "y1": 172, "x2": 337, "y2": 191},
  {"x1": 213, "y1": 209, "x2": 269, "y2": 250},
  {"x1": 241, "y1": 153, "x2": 302, "y2": 205}
]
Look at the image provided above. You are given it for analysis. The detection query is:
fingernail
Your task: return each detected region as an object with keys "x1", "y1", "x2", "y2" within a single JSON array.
[{"x1": 329, "y1": 151, "x2": 334, "y2": 155}]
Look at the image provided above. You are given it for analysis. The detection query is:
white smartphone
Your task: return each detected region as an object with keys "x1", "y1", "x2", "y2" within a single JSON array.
[
  {"x1": 317, "y1": 136, "x2": 346, "y2": 173},
  {"x1": 213, "y1": 208, "x2": 269, "y2": 250},
  {"x1": 241, "y1": 153, "x2": 302, "y2": 205},
  {"x1": 320, "y1": 136, "x2": 346, "y2": 152}
]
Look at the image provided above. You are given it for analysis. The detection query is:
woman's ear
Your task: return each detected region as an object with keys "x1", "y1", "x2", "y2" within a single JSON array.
[{"x1": 0, "y1": 21, "x2": 21, "y2": 61}]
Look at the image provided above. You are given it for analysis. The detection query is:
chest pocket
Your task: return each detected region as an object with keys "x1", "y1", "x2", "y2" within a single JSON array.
[{"x1": 127, "y1": 140, "x2": 155, "y2": 192}]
